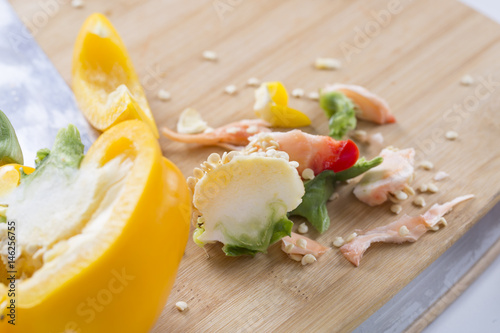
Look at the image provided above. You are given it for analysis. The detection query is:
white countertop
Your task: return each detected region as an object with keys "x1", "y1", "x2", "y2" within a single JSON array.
[{"x1": 424, "y1": 3, "x2": 500, "y2": 332}]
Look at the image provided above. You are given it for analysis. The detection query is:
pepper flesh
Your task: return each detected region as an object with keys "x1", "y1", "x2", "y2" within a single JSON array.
[
  {"x1": 72, "y1": 13, "x2": 159, "y2": 137},
  {"x1": 0, "y1": 120, "x2": 190, "y2": 332}
]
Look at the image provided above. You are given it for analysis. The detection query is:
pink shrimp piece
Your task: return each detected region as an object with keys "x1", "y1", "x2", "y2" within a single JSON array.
[
  {"x1": 323, "y1": 84, "x2": 396, "y2": 124},
  {"x1": 252, "y1": 130, "x2": 359, "y2": 175},
  {"x1": 161, "y1": 119, "x2": 271, "y2": 148},
  {"x1": 281, "y1": 232, "x2": 330, "y2": 261},
  {"x1": 340, "y1": 195, "x2": 474, "y2": 266},
  {"x1": 353, "y1": 147, "x2": 415, "y2": 206}
]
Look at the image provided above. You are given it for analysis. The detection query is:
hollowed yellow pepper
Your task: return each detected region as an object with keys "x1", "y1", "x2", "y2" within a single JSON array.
[
  {"x1": 72, "y1": 13, "x2": 159, "y2": 137},
  {"x1": 0, "y1": 120, "x2": 190, "y2": 332}
]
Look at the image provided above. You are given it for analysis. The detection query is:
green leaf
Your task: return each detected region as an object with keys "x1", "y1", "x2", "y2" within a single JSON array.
[
  {"x1": 0, "y1": 110, "x2": 23, "y2": 165},
  {"x1": 23, "y1": 125, "x2": 84, "y2": 185},
  {"x1": 222, "y1": 245, "x2": 260, "y2": 256},
  {"x1": 334, "y1": 156, "x2": 383, "y2": 182},
  {"x1": 320, "y1": 91, "x2": 357, "y2": 140},
  {"x1": 289, "y1": 171, "x2": 336, "y2": 234},
  {"x1": 35, "y1": 148, "x2": 51, "y2": 168},
  {"x1": 269, "y1": 216, "x2": 293, "y2": 244},
  {"x1": 222, "y1": 217, "x2": 292, "y2": 256}
]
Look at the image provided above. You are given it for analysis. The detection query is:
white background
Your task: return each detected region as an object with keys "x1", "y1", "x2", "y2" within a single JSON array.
[{"x1": 424, "y1": 1, "x2": 500, "y2": 332}]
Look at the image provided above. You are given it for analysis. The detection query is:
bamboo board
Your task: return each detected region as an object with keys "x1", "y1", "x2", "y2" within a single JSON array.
[{"x1": 10, "y1": 0, "x2": 500, "y2": 331}]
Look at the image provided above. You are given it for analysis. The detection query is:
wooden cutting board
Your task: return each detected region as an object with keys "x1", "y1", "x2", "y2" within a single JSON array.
[{"x1": 10, "y1": 0, "x2": 500, "y2": 331}]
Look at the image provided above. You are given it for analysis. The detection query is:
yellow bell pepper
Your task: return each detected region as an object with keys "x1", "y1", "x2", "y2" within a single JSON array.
[
  {"x1": 0, "y1": 120, "x2": 190, "y2": 332},
  {"x1": 72, "y1": 13, "x2": 159, "y2": 137},
  {"x1": 254, "y1": 81, "x2": 311, "y2": 128},
  {"x1": 0, "y1": 164, "x2": 34, "y2": 197}
]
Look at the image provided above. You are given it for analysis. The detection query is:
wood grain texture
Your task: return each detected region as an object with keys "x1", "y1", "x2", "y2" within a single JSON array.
[{"x1": 10, "y1": 0, "x2": 500, "y2": 332}]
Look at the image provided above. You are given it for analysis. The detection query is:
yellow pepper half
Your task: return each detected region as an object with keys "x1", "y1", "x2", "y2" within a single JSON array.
[
  {"x1": 0, "y1": 120, "x2": 190, "y2": 332},
  {"x1": 72, "y1": 13, "x2": 159, "y2": 137},
  {"x1": 254, "y1": 81, "x2": 311, "y2": 128}
]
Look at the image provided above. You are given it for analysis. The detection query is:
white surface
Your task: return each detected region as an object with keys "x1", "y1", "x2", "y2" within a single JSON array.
[
  {"x1": 425, "y1": 253, "x2": 500, "y2": 332},
  {"x1": 424, "y1": 2, "x2": 500, "y2": 332}
]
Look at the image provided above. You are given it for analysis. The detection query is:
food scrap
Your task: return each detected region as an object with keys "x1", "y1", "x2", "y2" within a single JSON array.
[
  {"x1": 281, "y1": 232, "x2": 330, "y2": 263},
  {"x1": 254, "y1": 81, "x2": 311, "y2": 127},
  {"x1": 322, "y1": 84, "x2": 396, "y2": 124},
  {"x1": 177, "y1": 108, "x2": 209, "y2": 134},
  {"x1": 353, "y1": 147, "x2": 415, "y2": 206},
  {"x1": 314, "y1": 57, "x2": 342, "y2": 70},
  {"x1": 189, "y1": 150, "x2": 304, "y2": 256},
  {"x1": 434, "y1": 171, "x2": 450, "y2": 181},
  {"x1": 340, "y1": 195, "x2": 474, "y2": 266}
]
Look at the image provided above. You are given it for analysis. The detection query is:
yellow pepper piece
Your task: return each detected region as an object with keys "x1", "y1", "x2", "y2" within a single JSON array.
[
  {"x1": 0, "y1": 120, "x2": 190, "y2": 332},
  {"x1": 0, "y1": 164, "x2": 34, "y2": 197},
  {"x1": 254, "y1": 81, "x2": 311, "y2": 128},
  {"x1": 72, "y1": 13, "x2": 159, "y2": 137}
]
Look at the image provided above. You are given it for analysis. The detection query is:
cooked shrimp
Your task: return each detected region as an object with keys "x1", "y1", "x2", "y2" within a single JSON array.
[
  {"x1": 322, "y1": 84, "x2": 396, "y2": 124},
  {"x1": 281, "y1": 232, "x2": 330, "y2": 261},
  {"x1": 353, "y1": 147, "x2": 415, "y2": 206},
  {"x1": 248, "y1": 130, "x2": 359, "y2": 175},
  {"x1": 161, "y1": 119, "x2": 271, "y2": 148},
  {"x1": 340, "y1": 194, "x2": 474, "y2": 266}
]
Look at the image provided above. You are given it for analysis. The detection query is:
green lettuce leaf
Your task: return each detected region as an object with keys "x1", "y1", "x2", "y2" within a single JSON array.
[
  {"x1": 22, "y1": 125, "x2": 84, "y2": 185},
  {"x1": 289, "y1": 157, "x2": 383, "y2": 234},
  {"x1": 221, "y1": 216, "x2": 293, "y2": 256},
  {"x1": 289, "y1": 171, "x2": 336, "y2": 234},
  {"x1": 320, "y1": 91, "x2": 357, "y2": 140},
  {"x1": 0, "y1": 110, "x2": 24, "y2": 165},
  {"x1": 334, "y1": 156, "x2": 383, "y2": 182}
]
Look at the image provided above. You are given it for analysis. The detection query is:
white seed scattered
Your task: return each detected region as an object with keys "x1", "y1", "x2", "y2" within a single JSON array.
[
  {"x1": 351, "y1": 130, "x2": 368, "y2": 143},
  {"x1": 157, "y1": 89, "x2": 171, "y2": 101},
  {"x1": 291, "y1": 88, "x2": 305, "y2": 98},
  {"x1": 445, "y1": 131, "x2": 458, "y2": 140},
  {"x1": 413, "y1": 196, "x2": 426, "y2": 207},
  {"x1": 439, "y1": 217, "x2": 448, "y2": 227},
  {"x1": 307, "y1": 91, "x2": 320, "y2": 100},
  {"x1": 301, "y1": 168, "x2": 315, "y2": 180},
  {"x1": 175, "y1": 301, "x2": 188, "y2": 312},
  {"x1": 369, "y1": 132, "x2": 384, "y2": 145},
  {"x1": 393, "y1": 190, "x2": 408, "y2": 201},
  {"x1": 332, "y1": 237, "x2": 345, "y2": 247},
  {"x1": 391, "y1": 204, "x2": 403, "y2": 215},
  {"x1": 398, "y1": 225, "x2": 410, "y2": 237},
  {"x1": 224, "y1": 85, "x2": 237, "y2": 95},
  {"x1": 284, "y1": 243, "x2": 295, "y2": 253},
  {"x1": 429, "y1": 225, "x2": 440, "y2": 231},
  {"x1": 345, "y1": 232, "x2": 357, "y2": 243},
  {"x1": 71, "y1": 0, "x2": 84, "y2": 8},
  {"x1": 301, "y1": 254, "x2": 317, "y2": 265},
  {"x1": 296, "y1": 238, "x2": 307, "y2": 249},
  {"x1": 418, "y1": 184, "x2": 428, "y2": 193},
  {"x1": 202, "y1": 50, "x2": 218, "y2": 61},
  {"x1": 419, "y1": 160, "x2": 434, "y2": 170},
  {"x1": 404, "y1": 184, "x2": 416, "y2": 196},
  {"x1": 460, "y1": 74, "x2": 474, "y2": 86},
  {"x1": 297, "y1": 223, "x2": 309, "y2": 234},
  {"x1": 289, "y1": 161, "x2": 299, "y2": 168},
  {"x1": 433, "y1": 171, "x2": 450, "y2": 181},
  {"x1": 427, "y1": 183, "x2": 439, "y2": 193},
  {"x1": 247, "y1": 77, "x2": 260, "y2": 87},
  {"x1": 314, "y1": 57, "x2": 342, "y2": 70},
  {"x1": 329, "y1": 192, "x2": 339, "y2": 202}
]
